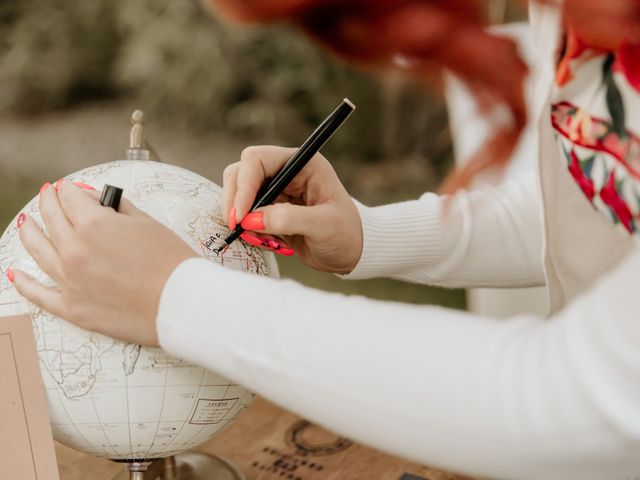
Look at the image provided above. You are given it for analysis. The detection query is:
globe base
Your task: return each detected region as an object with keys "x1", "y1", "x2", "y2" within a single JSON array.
[{"x1": 113, "y1": 452, "x2": 245, "y2": 480}]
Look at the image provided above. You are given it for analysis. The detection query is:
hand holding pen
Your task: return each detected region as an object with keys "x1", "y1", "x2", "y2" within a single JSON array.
[{"x1": 219, "y1": 99, "x2": 363, "y2": 274}]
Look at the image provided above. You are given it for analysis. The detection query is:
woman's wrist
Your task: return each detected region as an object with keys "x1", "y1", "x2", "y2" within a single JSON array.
[{"x1": 339, "y1": 195, "x2": 444, "y2": 280}]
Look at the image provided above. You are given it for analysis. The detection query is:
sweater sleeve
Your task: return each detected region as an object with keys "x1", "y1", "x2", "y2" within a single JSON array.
[
  {"x1": 157, "y1": 249, "x2": 640, "y2": 480},
  {"x1": 344, "y1": 169, "x2": 545, "y2": 288}
]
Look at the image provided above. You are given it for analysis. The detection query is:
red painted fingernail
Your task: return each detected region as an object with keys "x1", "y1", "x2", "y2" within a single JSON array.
[
  {"x1": 239, "y1": 232, "x2": 294, "y2": 256},
  {"x1": 40, "y1": 182, "x2": 51, "y2": 193},
  {"x1": 229, "y1": 207, "x2": 237, "y2": 230},
  {"x1": 74, "y1": 182, "x2": 96, "y2": 191},
  {"x1": 6, "y1": 268, "x2": 14, "y2": 284},
  {"x1": 267, "y1": 239, "x2": 294, "y2": 256},
  {"x1": 240, "y1": 231, "x2": 265, "y2": 248},
  {"x1": 54, "y1": 179, "x2": 63, "y2": 191},
  {"x1": 16, "y1": 213, "x2": 26, "y2": 229},
  {"x1": 240, "y1": 212, "x2": 265, "y2": 231}
]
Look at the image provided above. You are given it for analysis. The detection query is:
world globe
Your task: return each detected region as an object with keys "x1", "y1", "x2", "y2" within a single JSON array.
[{"x1": 0, "y1": 158, "x2": 279, "y2": 470}]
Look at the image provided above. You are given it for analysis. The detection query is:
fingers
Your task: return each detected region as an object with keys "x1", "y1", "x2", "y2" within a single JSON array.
[
  {"x1": 39, "y1": 182, "x2": 73, "y2": 247},
  {"x1": 57, "y1": 179, "x2": 107, "y2": 227},
  {"x1": 84, "y1": 187, "x2": 141, "y2": 216},
  {"x1": 221, "y1": 145, "x2": 327, "y2": 227},
  {"x1": 234, "y1": 146, "x2": 298, "y2": 219},
  {"x1": 18, "y1": 216, "x2": 64, "y2": 282},
  {"x1": 12, "y1": 269, "x2": 68, "y2": 319},
  {"x1": 117, "y1": 196, "x2": 142, "y2": 216},
  {"x1": 57, "y1": 180, "x2": 142, "y2": 220},
  {"x1": 221, "y1": 163, "x2": 239, "y2": 224},
  {"x1": 239, "y1": 231, "x2": 294, "y2": 256},
  {"x1": 240, "y1": 202, "x2": 332, "y2": 238},
  {"x1": 220, "y1": 163, "x2": 291, "y2": 227}
]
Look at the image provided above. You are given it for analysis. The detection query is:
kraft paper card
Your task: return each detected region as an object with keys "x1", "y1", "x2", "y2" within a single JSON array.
[{"x1": 0, "y1": 314, "x2": 60, "y2": 480}]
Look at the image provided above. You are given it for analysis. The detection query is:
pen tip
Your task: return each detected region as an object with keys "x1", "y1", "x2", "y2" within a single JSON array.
[
  {"x1": 343, "y1": 98, "x2": 356, "y2": 110},
  {"x1": 213, "y1": 244, "x2": 228, "y2": 256}
]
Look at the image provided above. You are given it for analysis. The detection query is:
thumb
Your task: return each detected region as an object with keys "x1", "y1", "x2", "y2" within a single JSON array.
[{"x1": 240, "y1": 202, "x2": 330, "y2": 238}]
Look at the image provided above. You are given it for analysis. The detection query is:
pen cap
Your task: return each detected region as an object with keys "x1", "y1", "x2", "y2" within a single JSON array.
[{"x1": 100, "y1": 185, "x2": 123, "y2": 211}]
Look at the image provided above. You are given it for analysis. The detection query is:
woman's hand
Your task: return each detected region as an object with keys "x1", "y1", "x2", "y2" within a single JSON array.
[
  {"x1": 221, "y1": 146, "x2": 362, "y2": 274},
  {"x1": 11, "y1": 180, "x2": 197, "y2": 347}
]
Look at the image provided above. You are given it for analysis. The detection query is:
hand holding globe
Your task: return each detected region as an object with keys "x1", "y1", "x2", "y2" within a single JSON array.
[
  {"x1": 14, "y1": 178, "x2": 197, "y2": 347},
  {"x1": 0, "y1": 115, "x2": 280, "y2": 478}
]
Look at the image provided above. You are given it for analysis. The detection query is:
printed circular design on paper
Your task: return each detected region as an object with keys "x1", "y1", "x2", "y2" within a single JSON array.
[{"x1": 285, "y1": 420, "x2": 353, "y2": 456}]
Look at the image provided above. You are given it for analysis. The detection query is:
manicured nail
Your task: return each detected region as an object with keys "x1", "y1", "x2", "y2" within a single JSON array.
[
  {"x1": 267, "y1": 239, "x2": 295, "y2": 256},
  {"x1": 229, "y1": 207, "x2": 237, "y2": 230},
  {"x1": 40, "y1": 182, "x2": 51, "y2": 193},
  {"x1": 6, "y1": 267, "x2": 14, "y2": 284},
  {"x1": 54, "y1": 179, "x2": 63, "y2": 191},
  {"x1": 240, "y1": 212, "x2": 265, "y2": 231},
  {"x1": 16, "y1": 213, "x2": 26, "y2": 229},
  {"x1": 240, "y1": 231, "x2": 265, "y2": 248},
  {"x1": 74, "y1": 182, "x2": 96, "y2": 191},
  {"x1": 240, "y1": 232, "x2": 294, "y2": 256}
]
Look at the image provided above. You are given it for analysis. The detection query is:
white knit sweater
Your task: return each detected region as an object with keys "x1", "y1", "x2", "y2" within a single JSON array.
[{"x1": 157, "y1": 4, "x2": 640, "y2": 479}]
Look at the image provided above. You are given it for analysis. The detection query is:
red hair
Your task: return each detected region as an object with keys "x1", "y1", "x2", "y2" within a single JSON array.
[{"x1": 207, "y1": 0, "x2": 640, "y2": 193}]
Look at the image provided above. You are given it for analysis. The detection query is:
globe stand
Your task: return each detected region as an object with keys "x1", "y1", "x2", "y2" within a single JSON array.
[{"x1": 113, "y1": 452, "x2": 245, "y2": 480}]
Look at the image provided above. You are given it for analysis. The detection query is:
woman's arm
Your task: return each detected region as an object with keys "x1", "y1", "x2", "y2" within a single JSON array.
[
  {"x1": 157, "y1": 247, "x2": 640, "y2": 480},
  {"x1": 221, "y1": 146, "x2": 545, "y2": 288},
  {"x1": 346, "y1": 169, "x2": 545, "y2": 288},
  {"x1": 13, "y1": 179, "x2": 638, "y2": 478}
]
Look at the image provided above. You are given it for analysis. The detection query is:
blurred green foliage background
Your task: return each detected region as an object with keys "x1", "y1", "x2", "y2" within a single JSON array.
[
  {"x1": 0, "y1": 0, "x2": 450, "y2": 164},
  {"x1": 0, "y1": 0, "x2": 473, "y2": 308}
]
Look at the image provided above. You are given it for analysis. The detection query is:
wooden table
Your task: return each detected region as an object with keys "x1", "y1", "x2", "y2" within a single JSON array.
[{"x1": 56, "y1": 398, "x2": 473, "y2": 480}]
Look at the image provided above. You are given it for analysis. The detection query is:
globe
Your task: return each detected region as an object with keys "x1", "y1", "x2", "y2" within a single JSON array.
[{"x1": 0, "y1": 159, "x2": 279, "y2": 462}]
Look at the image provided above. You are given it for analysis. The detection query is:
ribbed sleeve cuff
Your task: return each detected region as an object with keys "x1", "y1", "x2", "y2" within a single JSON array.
[{"x1": 342, "y1": 195, "x2": 444, "y2": 280}]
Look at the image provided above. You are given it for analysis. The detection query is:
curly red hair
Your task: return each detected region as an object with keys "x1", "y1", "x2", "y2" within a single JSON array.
[{"x1": 206, "y1": 0, "x2": 640, "y2": 193}]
